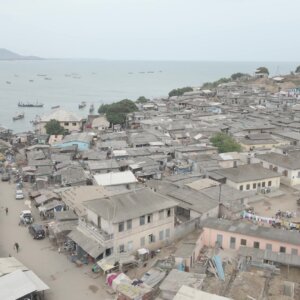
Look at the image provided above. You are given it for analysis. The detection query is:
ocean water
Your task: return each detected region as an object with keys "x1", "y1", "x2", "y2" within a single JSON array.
[{"x1": 0, "y1": 60, "x2": 298, "y2": 133}]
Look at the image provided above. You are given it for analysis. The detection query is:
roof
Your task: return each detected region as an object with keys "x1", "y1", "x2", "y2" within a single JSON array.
[
  {"x1": 257, "y1": 151, "x2": 300, "y2": 170},
  {"x1": 273, "y1": 131, "x2": 300, "y2": 141},
  {"x1": 0, "y1": 257, "x2": 28, "y2": 277},
  {"x1": 40, "y1": 109, "x2": 83, "y2": 122},
  {"x1": 215, "y1": 164, "x2": 280, "y2": 183},
  {"x1": 202, "y1": 218, "x2": 300, "y2": 246},
  {"x1": 93, "y1": 170, "x2": 137, "y2": 186},
  {"x1": 84, "y1": 188, "x2": 177, "y2": 223},
  {"x1": 61, "y1": 132, "x2": 93, "y2": 144},
  {"x1": 68, "y1": 228, "x2": 104, "y2": 258},
  {"x1": 0, "y1": 270, "x2": 49, "y2": 300},
  {"x1": 185, "y1": 178, "x2": 220, "y2": 191},
  {"x1": 174, "y1": 286, "x2": 231, "y2": 300}
]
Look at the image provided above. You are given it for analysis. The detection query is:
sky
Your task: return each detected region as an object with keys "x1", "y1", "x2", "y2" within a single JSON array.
[{"x1": 0, "y1": 0, "x2": 299, "y2": 61}]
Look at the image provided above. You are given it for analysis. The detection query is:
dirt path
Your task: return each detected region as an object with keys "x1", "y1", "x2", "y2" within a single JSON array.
[{"x1": 0, "y1": 181, "x2": 113, "y2": 300}]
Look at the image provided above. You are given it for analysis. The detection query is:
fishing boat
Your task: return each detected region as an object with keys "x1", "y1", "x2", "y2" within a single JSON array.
[
  {"x1": 78, "y1": 101, "x2": 86, "y2": 109},
  {"x1": 13, "y1": 113, "x2": 24, "y2": 121},
  {"x1": 89, "y1": 104, "x2": 95, "y2": 113},
  {"x1": 44, "y1": 77, "x2": 52, "y2": 80},
  {"x1": 51, "y1": 105, "x2": 60, "y2": 109},
  {"x1": 29, "y1": 79, "x2": 34, "y2": 82},
  {"x1": 18, "y1": 102, "x2": 44, "y2": 108},
  {"x1": 6, "y1": 81, "x2": 11, "y2": 84}
]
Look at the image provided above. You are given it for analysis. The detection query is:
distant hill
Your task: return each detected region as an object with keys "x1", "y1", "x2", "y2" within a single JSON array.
[{"x1": 0, "y1": 48, "x2": 42, "y2": 60}]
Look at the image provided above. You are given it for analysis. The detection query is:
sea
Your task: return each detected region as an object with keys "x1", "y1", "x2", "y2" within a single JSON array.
[{"x1": 0, "y1": 60, "x2": 298, "y2": 133}]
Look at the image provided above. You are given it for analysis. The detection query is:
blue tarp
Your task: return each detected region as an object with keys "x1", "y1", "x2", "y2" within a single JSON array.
[{"x1": 213, "y1": 255, "x2": 225, "y2": 281}]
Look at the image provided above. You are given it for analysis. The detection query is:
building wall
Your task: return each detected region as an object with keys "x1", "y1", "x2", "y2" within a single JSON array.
[
  {"x1": 201, "y1": 227, "x2": 300, "y2": 255},
  {"x1": 226, "y1": 177, "x2": 280, "y2": 192},
  {"x1": 257, "y1": 159, "x2": 300, "y2": 186},
  {"x1": 38, "y1": 121, "x2": 82, "y2": 134},
  {"x1": 113, "y1": 208, "x2": 175, "y2": 253}
]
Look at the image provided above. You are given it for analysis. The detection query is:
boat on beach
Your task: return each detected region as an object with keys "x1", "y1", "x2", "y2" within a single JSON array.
[
  {"x1": 18, "y1": 102, "x2": 44, "y2": 108},
  {"x1": 78, "y1": 101, "x2": 86, "y2": 109},
  {"x1": 13, "y1": 113, "x2": 24, "y2": 121}
]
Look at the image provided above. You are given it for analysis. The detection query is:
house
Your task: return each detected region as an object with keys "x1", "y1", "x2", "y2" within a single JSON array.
[
  {"x1": 256, "y1": 151, "x2": 300, "y2": 186},
  {"x1": 36, "y1": 109, "x2": 84, "y2": 134},
  {"x1": 91, "y1": 116, "x2": 109, "y2": 131},
  {"x1": 69, "y1": 188, "x2": 177, "y2": 259},
  {"x1": 54, "y1": 164, "x2": 88, "y2": 186},
  {"x1": 52, "y1": 132, "x2": 93, "y2": 151},
  {"x1": 239, "y1": 133, "x2": 283, "y2": 151},
  {"x1": 215, "y1": 164, "x2": 280, "y2": 192},
  {"x1": 86, "y1": 160, "x2": 120, "y2": 174},
  {"x1": 201, "y1": 218, "x2": 300, "y2": 255},
  {"x1": 93, "y1": 170, "x2": 138, "y2": 191}
]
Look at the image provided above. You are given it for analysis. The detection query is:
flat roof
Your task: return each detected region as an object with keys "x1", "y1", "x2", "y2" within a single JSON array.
[
  {"x1": 174, "y1": 286, "x2": 231, "y2": 300},
  {"x1": 93, "y1": 171, "x2": 137, "y2": 186},
  {"x1": 257, "y1": 151, "x2": 300, "y2": 170},
  {"x1": 0, "y1": 257, "x2": 28, "y2": 277}
]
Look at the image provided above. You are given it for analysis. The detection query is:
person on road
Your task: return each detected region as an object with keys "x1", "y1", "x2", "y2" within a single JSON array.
[
  {"x1": 14, "y1": 242, "x2": 19, "y2": 253},
  {"x1": 5, "y1": 207, "x2": 8, "y2": 215}
]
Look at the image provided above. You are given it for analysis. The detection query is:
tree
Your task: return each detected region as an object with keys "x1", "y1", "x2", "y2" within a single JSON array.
[
  {"x1": 295, "y1": 66, "x2": 300, "y2": 73},
  {"x1": 210, "y1": 132, "x2": 241, "y2": 153},
  {"x1": 256, "y1": 67, "x2": 269, "y2": 75},
  {"x1": 99, "y1": 99, "x2": 138, "y2": 125},
  {"x1": 136, "y1": 96, "x2": 149, "y2": 103},
  {"x1": 168, "y1": 87, "x2": 193, "y2": 97},
  {"x1": 231, "y1": 72, "x2": 249, "y2": 81},
  {"x1": 45, "y1": 119, "x2": 65, "y2": 135}
]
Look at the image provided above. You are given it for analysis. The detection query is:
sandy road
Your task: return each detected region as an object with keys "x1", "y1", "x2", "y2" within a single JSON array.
[{"x1": 0, "y1": 181, "x2": 113, "y2": 300}]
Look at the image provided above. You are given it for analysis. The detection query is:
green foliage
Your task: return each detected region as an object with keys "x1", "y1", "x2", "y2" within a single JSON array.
[
  {"x1": 136, "y1": 96, "x2": 149, "y2": 103},
  {"x1": 45, "y1": 119, "x2": 65, "y2": 135},
  {"x1": 210, "y1": 132, "x2": 241, "y2": 153},
  {"x1": 256, "y1": 67, "x2": 269, "y2": 75},
  {"x1": 168, "y1": 87, "x2": 193, "y2": 97},
  {"x1": 231, "y1": 72, "x2": 249, "y2": 81},
  {"x1": 98, "y1": 104, "x2": 110, "y2": 114},
  {"x1": 99, "y1": 99, "x2": 138, "y2": 125},
  {"x1": 295, "y1": 66, "x2": 300, "y2": 73},
  {"x1": 202, "y1": 77, "x2": 231, "y2": 89}
]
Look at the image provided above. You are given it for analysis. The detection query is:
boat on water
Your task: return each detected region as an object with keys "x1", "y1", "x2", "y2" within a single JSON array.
[
  {"x1": 18, "y1": 102, "x2": 44, "y2": 108},
  {"x1": 29, "y1": 79, "x2": 34, "y2": 82},
  {"x1": 78, "y1": 101, "x2": 86, "y2": 109},
  {"x1": 89, "y1": 104, "x2": 95, "y2": 113},
  {"x1": 44, "y1": 77, "x2": 52, "y2": 80},
  {"x1": 37, "y1": 74, "x2": 47, "y2": 77},
  {"x1": 13, "y1": 113, "x2": 24, "y2": 121},
  {"x1": 6, "y1": 81, "x2": 11, "y2": 84},
  {"x1": 51, "y1": 105, "x2": 60, "y2": 109}
]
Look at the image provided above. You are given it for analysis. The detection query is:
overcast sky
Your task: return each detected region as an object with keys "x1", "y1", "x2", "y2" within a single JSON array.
[{"x1": 1, "y1": 0, "x2": 299, "y2": 61}]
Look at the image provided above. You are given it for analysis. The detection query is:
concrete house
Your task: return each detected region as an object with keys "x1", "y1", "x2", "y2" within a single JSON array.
[
  {"x1": 200, "y1": 218, "x2": 300, "y2": 255},
  {"x1": 37, "y1": 109, "x2": 84, "y2": 134},
  {"x1": 82, "y1": 188, "x2": 177, "y2": 258},
  {"x1": 52, "y1": 132, "x2": 93, "y2": 151},
  {"x1": 215, "y1": 164, "x2": 280, "y2": 192},
  {"x1": 256, "y1": 151, "x2": 300, "y2": 186}
]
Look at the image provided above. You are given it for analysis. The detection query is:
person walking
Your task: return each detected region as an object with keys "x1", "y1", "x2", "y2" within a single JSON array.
[
  {"x1": 14, "y1": 242, "x2": 19, "y2": 253},
  {"x1": 5, "y1": 207, "x2": 8, "y2": 215}
]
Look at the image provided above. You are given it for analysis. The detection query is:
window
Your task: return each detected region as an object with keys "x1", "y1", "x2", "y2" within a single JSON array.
[
  {"x1": 246, "y1": 184, "x2": 250, "y2": 190},
  {"x1": 118, "y1": 222, "x2": 124, "y2": 232},
  {"x1": 72, "y1": 122, "x2": 76, "y2": 126},
  {"x1": 291, "y1": 248, "x2": 298, "y2": 255},
  {"x1": 64, "y1": 122, "x2": 69, "y2": 126},
  {"x1": 268, "y1": 181, "x2": 272, "y2": 187},
  {"x1": 140, "y1": 237, "x2": 145, "y2": 247},
  {"x1": 159, "y1": 230, "x2": 164, "y2": 241},
  {"x1": 119, "y1": 244, "x2": 125, "y2": 253},
  {"x1": 127, "y1": 241, "x2": 133, "y2": 251},
  {"x1": 241, "y1": 239, "x2": 247, "y2": 246},
  {"x1": 262, "y1": 182, "x2": 265, "y2": 188},
  {"x1": 147, "y1": 214, "x2": 152, "y2": 224},
  {"x1": 298, "y1": 172, "x2": 300, "y2": 178},
  {"x1": 253, "y1": 241, "x2": 260, "y2": 249},
  {"x1": 216, "y1": 234, "x2": 223, "y2": 247},
  {"x1": 127, "y1": 219, "x2": 132, "y2": 230},
  {"x1": 253, "y1": 183, "x2": 256, "y2": 189},
  {"x1": 159, "y1": 210, "x2": 164, "y2": 220},
  {"x1": 239, "y1": 185, "x2": 244, "y2": 191},
  {"x1": 280, "y1": 246, "x2": 286, "y2": 253},
  {"x1": 230, "y1": 237, "x2": 236, "y2": 249},
  {"x1": 266, "y1": 243, "x2": 272, "y2": 251},
  {"x1": 167, "y1": 209, "x2": 171, "y2": 217},
  {"x1": 165, "y1": 228, "x2": 170, "y2": 238},
  {"x1": 148, "y1": 234, "x2": 155, "y2": 243},
  {"x1": 140, "y1": 215, "x2": 145, "y2": 226}
]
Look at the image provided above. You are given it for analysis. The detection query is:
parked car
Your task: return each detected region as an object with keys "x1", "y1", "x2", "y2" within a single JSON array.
[
  {"x1": 28, "y1": 224, "x2": 45, "y2": 239},
  {"x1": 15, "y1": 190, "x2": 24, "y2": 200},
  {"x1": 1, "y1": 173, "x2": 10, "y2": 182},
  {"x1": 19, "y1": 210, "x2": 33, "y2": 225}
]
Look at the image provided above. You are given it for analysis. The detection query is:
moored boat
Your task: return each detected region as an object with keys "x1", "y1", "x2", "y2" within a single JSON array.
[
  {"x1": 13, "y1": 113, "x2": 24, "y2": 121},
  {"x1": 89, "y1": 104, "x2": 94, "y2": 113},
  {"x1": 18, "y1": 102, "x2": 44, "y2": 108},
  {"x1": 51, "y1": 105, "x2": 60, "y2": 109},
  {"x1": 78, "y1": 101, "x2": 86, "y2": 109}
]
